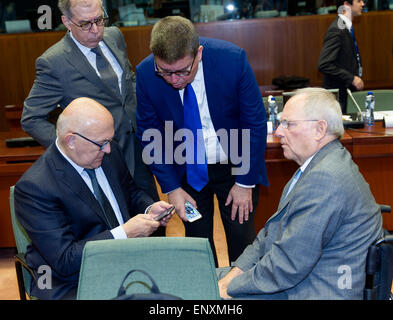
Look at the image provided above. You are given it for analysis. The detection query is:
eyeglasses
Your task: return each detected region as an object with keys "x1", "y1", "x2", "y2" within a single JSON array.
[
  {"x1": 73, "y1": 132, "x2": 111, "y2": 151},
  {"x1": 279, "y1": 119, "x2": 319, "y2": 129},
  {"x1": 68, "y1": 15, "x2": 108, "y2": 32},
  {"x1": 154, "y1": 55, "x2": 196, "y2": 77}
]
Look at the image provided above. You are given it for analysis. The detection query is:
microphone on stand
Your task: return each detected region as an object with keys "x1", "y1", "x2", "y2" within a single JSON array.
[{"x1": 347, "y1": 88, "x2": 363, "y2": 121}]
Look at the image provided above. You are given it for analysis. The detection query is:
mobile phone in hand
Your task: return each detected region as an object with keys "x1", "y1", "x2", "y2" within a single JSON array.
[
  {"x1": 185, "y1": 201, "x2": 202, "y2": 222},
  {"x1": 154, "y1": 205, "x2": 175, "y2": 221}
]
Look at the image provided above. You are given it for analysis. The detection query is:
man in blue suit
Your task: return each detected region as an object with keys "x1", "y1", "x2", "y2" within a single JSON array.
[
  {"x1": 15, "y1": 98, "x2": 173, "y2": 299},
  {"x1": 136, "y1": 16, "x2": 268, "y2": 265}
]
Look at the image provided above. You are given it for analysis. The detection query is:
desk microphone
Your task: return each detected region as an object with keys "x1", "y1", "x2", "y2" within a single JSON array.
[{"x1": 347, "y1": 89, "x2": 363, "y2": 121}]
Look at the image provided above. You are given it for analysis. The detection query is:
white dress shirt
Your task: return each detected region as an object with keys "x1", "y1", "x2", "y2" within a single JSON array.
[{"x1": 55, "y1": 139, "x2": 127, "y2": 239}]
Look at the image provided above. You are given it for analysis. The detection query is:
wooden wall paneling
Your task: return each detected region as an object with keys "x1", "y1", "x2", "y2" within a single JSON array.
[
  {"x1": 356, "y1": 11, "x2": 393, "y2": 88},
  {"x1": 121, "y1": 25, "x2": 152, "y2": 70},
  {"x1": 0, "y1": 35, "x2": 23, "y2": 108}
]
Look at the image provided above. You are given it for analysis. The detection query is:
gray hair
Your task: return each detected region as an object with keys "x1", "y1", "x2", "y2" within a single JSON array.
[
  {"x1": 58, "y1": 0, "x2": 103, "y2": 18},
  {"x1": 150, "y1": 16, "x2": 199, "y2": 63},
  {"x1": 294, "y1": 87, "x2": 345, "y2": 139}
]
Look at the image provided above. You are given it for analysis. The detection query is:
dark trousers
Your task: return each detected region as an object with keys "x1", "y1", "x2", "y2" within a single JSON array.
[{"x1": 181, "y1": 163, "x2": 259, "y2": 266}]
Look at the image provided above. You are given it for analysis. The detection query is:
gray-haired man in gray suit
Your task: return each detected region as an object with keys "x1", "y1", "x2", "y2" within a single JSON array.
[
  {"x1": 21, "y1": 0, "x2": 159, "y2": 202},
  {"x1": 218, "y1": 87, "x2": 383, "y2": 299}
]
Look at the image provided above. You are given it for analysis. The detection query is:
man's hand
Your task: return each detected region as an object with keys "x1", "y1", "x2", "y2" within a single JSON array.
[
  {"x1": 168, "y1": 187, "x2": 196, "y2": 222},
  {"x1": 225, "y1": 184, "x2": 253, "y2": 224},
  {"x1": 352, "y1": 76, "x2": 364, "y2": 91},
  {"x1": 122, "y1": 214, "x2": 160, "y2": 238},
  {"x1": 218, "y1": 267, "x2": 244, "y2": 299},
  {"x1": 147, "y1": 201, "x2": 175, "y2": 226}
]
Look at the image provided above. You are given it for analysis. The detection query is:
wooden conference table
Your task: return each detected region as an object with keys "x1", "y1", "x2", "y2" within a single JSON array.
[{"x1": 0, "y1": 122, "x2": 392, "y2": 247}]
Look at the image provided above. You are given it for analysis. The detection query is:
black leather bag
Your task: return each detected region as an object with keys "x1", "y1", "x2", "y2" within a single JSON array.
[
  {"x1": 112, "y1": 269, "x2": 182, "y2": 300},
  {"x1": 272, "y1": 75, "x2": 310, "y2": 90}
]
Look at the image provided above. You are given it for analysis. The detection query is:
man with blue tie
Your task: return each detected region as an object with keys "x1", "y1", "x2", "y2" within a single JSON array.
[
  {"x1": 217, "y1": 88, "x2": 383, "y2": 299},
  {"x1": 318, "y1": 0, "x2": 365, "y2": 113},
  {"x1": 136, "y1": 16, "x2": 268, "y2": 265}
]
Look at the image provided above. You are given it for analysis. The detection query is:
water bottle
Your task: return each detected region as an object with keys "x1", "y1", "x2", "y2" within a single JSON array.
[
  {"x1": 268, "y1": 96, "x2": 279, "y2": 131},
  {"x1": 364, "y1": 91, "x2": 375, "y2": 126}
]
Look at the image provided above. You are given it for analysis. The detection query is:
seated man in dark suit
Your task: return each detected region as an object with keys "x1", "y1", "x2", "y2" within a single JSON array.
[{"x1": 14, "y1": 97, "x2": 174, "y2": 300}]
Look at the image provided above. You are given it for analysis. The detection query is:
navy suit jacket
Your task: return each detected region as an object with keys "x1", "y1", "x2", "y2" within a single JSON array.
[
  {"x1": 136, "y1": 37, "x2": 268, "y2": 193},
  {"x1": 14, "y1": 142, "x2": 153, "y2": 299}
]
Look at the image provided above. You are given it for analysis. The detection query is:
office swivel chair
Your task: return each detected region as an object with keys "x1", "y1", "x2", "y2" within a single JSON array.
[
  {"x1": 364, "y1": 205, "x2": 393, "y2": 300},
  {"x1": 77, "y1": 237, "x2": 220, "y2": 300},
  {"x1": 9, "y1": 186, "x2": 36, "y2": 300}
]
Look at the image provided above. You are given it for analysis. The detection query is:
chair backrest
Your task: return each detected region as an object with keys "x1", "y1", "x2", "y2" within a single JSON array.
[
  {"x1": 77, "y1": 237, "x2": 220, "y2": 300},
  {"x1": 364, "y1": 233, "x2": 393, "y2": 300},
  {"x1": 9, "y1": 185, "x2": 33, "y2": 297},
  {"x1": 9, "y1": 186, "x2": 31, "y2": 254},
  {"x1": 347, "y1": 89, "x2": 393, "y2": 114}
]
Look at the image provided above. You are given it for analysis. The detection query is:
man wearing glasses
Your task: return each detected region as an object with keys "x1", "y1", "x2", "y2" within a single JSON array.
[
  {"x1": 217, "y1": 88, "x2": 383, "y2": 299},
  {"x1": 15, "y1": 97, "x2": 174, "y2": 299},
  {"x1": 21, "y1": 0, "x2": 159, "y2": 204},
  {"x1": 136, "y1": 16, "x2": 268, "y2": 266}
]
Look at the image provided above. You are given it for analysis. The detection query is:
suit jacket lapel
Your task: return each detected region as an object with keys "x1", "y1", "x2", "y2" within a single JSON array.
[
  {"x1": 49, "y1": 144, "x2": 110, "y2": 226},
  {"x1": 201, "y1": 45, "x2": 220, "y2": 128}
]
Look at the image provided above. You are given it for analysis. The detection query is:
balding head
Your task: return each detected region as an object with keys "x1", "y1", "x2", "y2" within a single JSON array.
[{"x1": 57, "y1": 97, "x2": 114, "y2": 168}]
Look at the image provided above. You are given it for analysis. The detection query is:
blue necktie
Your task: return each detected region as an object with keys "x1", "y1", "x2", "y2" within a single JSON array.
[
  {"x1": 285, "y1": 168, "x2": 302, "y2": 198},
  {"x1": 183, "y1": 84, "x2": 209, "y2": 192},
  {"x1": 85, "y1": 168, "x2": 119, "y2": 228},
  {"x1": 350, "y1": 27, "x2": 362, "y2": 77}
]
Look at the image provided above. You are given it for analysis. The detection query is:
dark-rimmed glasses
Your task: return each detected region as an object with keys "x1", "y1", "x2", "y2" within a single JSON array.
[
  {"x1": 73, "y1": 132, "x2": 111, "y2": 151},
  {"x1": 154, "y1": 55, "x2": 196, "y2": 77},
  {"x1": 279, "y1": 119, "x2": 318, "y2": 129},
  {"x1": 67, "y1": 15, "x2": 108, "y2": 32}
]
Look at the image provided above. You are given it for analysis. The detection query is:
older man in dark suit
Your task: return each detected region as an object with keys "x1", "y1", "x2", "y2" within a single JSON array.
[
  {"x1": 318, "y1": 0, "x2": 365, "y2": 113},
  {"x1": 15, "y1": 98, "x2": 173, "y2": 300}
]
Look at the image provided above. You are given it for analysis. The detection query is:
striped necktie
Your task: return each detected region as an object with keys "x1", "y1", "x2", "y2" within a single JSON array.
[{"x1": 91, "y1": 46, "x2": 120, "y2": 95}]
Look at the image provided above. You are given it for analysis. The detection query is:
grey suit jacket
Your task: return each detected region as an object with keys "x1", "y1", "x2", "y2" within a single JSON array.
[
  {"x1": 22, "y1": 27, "x2": 137, "y2": 171},
  {"x1": 22, "y1": 27, "x2": 158, "y2": 200},
  {"x1": 228, "y1": 140, "x2": 383, "y2": 299}
]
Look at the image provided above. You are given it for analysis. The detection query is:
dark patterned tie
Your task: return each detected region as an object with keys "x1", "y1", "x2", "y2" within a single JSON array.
[
  {"x1": 183, "y1": 83, "x2": 209, "y2": 191},
  {"x1": 85, "y1": 168, "x2": 119, "y2": 228},
  {"x1": 350, "y1": 27, "x2": 362, "y2": 77},
  {"x1": 91, "y1": 46, "x2": 121, "y2": 95}
]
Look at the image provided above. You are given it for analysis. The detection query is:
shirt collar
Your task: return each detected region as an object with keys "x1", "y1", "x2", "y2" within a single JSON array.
[
  {"x1": 55, "y1": 138, "x2": 86, "y2": 175},
  {"x1": 299, "y1": 152, "x2": 316, "y2": 174},
  {"x1": 69, "y1": 31, "x2": 101, "y2": 55}
]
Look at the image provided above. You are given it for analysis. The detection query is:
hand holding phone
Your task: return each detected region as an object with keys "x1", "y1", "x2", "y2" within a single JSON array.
[{"x1": 154, "y1": 205, "x2": 175, "y2": 221}]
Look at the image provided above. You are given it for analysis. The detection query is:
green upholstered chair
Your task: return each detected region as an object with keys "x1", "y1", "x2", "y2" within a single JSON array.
[
  {"x1": 9, "y1": 186, "x2": 36, "y2": 300},
  {"x1": 77, "y1": 237, "x2": 220, "y2": 300},
  {"x1": 347, "y1": 89, "x2": 393, "y2": 114}
]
